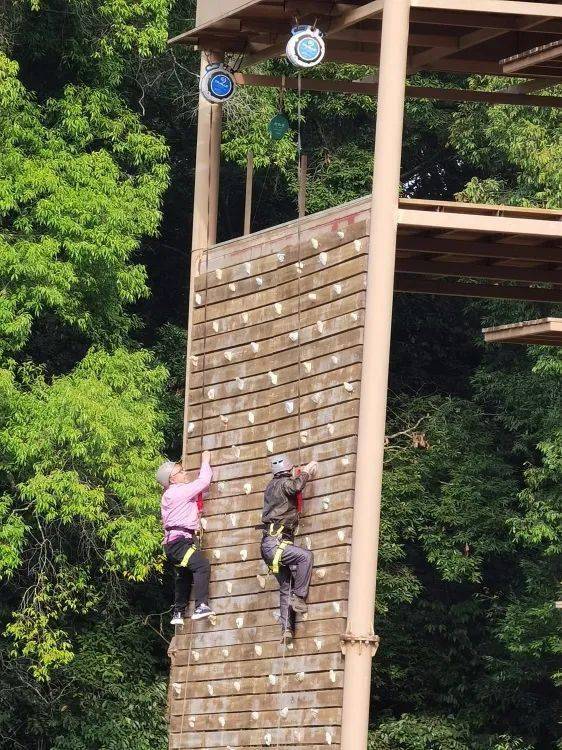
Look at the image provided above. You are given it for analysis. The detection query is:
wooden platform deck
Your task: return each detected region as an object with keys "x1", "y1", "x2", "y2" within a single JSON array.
[{"x1": 483, "y1": 317, "x2": 562, "y2": 344}]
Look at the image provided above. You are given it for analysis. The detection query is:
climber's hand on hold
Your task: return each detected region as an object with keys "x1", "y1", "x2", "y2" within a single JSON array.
[
  {"x1": 304, "y1": 461, "x2": 318, "y2": 477},
  {"x1": 202, "y1": 450, "x2": 211, "y2": 465}
]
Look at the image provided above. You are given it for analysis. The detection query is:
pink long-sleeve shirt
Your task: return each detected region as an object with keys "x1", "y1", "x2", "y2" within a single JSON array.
[{"x1": 161, "y1": 462, "x2": 212, "y2": 544}]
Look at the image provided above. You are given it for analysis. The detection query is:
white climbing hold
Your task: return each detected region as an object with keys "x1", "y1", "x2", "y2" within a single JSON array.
[
  {"x1": 311, "y1": 392, "x2": 323, "y2": 405},
  {"x1": 240, "y1": 549, "x2": 248, "y2": 561},
  {"x1": 338, "y1": 530, "x2": 346, "y2": 542},
  {"x1": 214, "y1": 549, "x2": 221, "y2": 560},
  {"x1": 188, "y1": 717, "x2": 196, "y2": 728},
  {"x1": 220, "y1": 414, "x2": 229, "y2": 425},
  {"x1": 218, "y1": 481, "x2": 226, "y2": 492},
  {"x1": 314, "y1": 638, "x2": 323, "y2": 650},
  {"x1": 344, "y1": 381, "x2": 354, "y2": 393},
  {"x1": 250, "y1": 341, "x2": 260, "y2": 353},
  {"x1": 337, "y1": 229, "x2": 345, "y2": 239},
  {"x1": 189, "y1": 355, "x2": 198, "y2": 367},
  {"x1": 316, "y1": 568, "x2": 326, "y2": 579},
  {"x1": 300, "y1": 431, "x2": 308, "y2": 444},
  {"x1": 212, "y1": 320, "x2": 220, "y2": 332},
  {"x1": 244, "y1": 262, "x2": 252, "y2": 275},
  {"x1": 319, "y1": 252, "x2": 328, "y2": 266},
  {"x1": 289, "y1": 331, "x2": 299, "y2": 342},
  {"x1": 316, "y1": 320, "x2": 325, "y2": 333},
  {"x1": 341, "y1": 456, "x2": 350, "y2": 467},
  {"x1": 311, "y1": 708, "x2": 319, "y2": 719},
  {"x1": 329, "y1": 670, "x2": 336, "y2": 683},
  {"x1": 351, "y1": 311, "x2": 359, "y2": 322},
  {"x1": 268, "y1": 674, "x2": 277, "y2": 686},
  {"x1": 295, "y1": 261, "x2": 304, "y2": 273},
  {"x1": 331, "y1": 355, "x2": 339, "y2": 365},
  {"x1": 323, "y1": 497, "x2": 331, "y2": 510},
  {"x1": 207, "y1": 684, "x2": 214, "y2": 696},
  {"x1": 228, "y1": 283, "x2": 236, "y2": 292},
  {"x1": 172, "y1": 682, "x2": 181, "y2": 696},
  {"x1": 277, "y1": 253, "x2": 285, "y2": 263},
  {"x1": 207, "y1": 388, "x2": 216, "y2": 400},
  {"x1": 236, "y1": 377, "x2": 245, "y2": 391},
  {"x1": 251, "y1": 711, "x2": 260, "y2": 721},
  {"x1": 255, "y1": 644, "x2": 263, "y2": 656},
  {"x1": 308, "y1": 292, "x2": 317, "y2": 301},
  {"x1": 243, "y1": 483, "x2": 252, "y2": 495},
  {"x1": 236, "y1": 617, "x2": 244, "y2": 629},
  {"x1": 231, "y1": 444, "x2": 241, "y2": 458},
  {"x1": 303, "y1": 361, "x2": 312, "y2": 373},
  {"x1": 242, "y1": 312, "x2": 249, "y2": 324},
  {"x1": 333, "y1": 601, "x2": 341, "y2": 614},
  {"x1": 200, "y1": 518, "x2": 208, "y2": 530},
  {"x1": 248, "y1": 411, "x2": 255, "y2": 424},
  {"x1": 327, "y1": 423, "x2": 335, "y2": 436},
  {"x1": 296, "y1": 672, "x2": 305, "y2": 682},
  {"x1": 195, "y1": 293, "x2": 202, "y2": 305},
  {"x1": 192, "y1": 650, "x2": 200, "y2": 661},
  {"x1": 268, "y1": 371, "x2": 278, "y2": 385},
  {"x1": 215, "y1": 268, "x2": 223, "y2": 280},
  {"x1": 264, "y1": 733, "x2": 272, "y2": 747},
  {"x1": 234, "y1": 681, "x2": 241, "y2": 692},
  {"x1": 257, "y1": 574, "x2": 266, "y2": 589},
  {"x1": 311, "y1": 238, "x2": 319, "y2": 249},
  {"x1": 256, "y1": 276, "x2": 263, "y2": 286},
  {"x1": 266, "y1": 439, "x2": 274, "y2": 453},
  {"x1": 222, "y1": 648, "x2": 229, "y2": 657},
  {"x1": 229, "y1": 513, "x2": 237, "y2": 527},
  {"x1": 285, "y1": 401, "x2": 295, "y2": 414},
  {"x1": 280, "y1": 706, "x2": 289, "y2": 718},
  {"x1": 224, "y1": 350, "x2": 233, "y2": 362},
  {"x1": 354, "y1": 239, "x2": 362, "y2": 252},
  {"x1": 274, "y1": 302, "x2": 283, "y2": 315},
  {"x1": 226, "y1": 581, "x2": 233, "y2": 594},
  {"x1": 326, "y1": 731, "x2": 333, "y2": 745},
  {"x1": 219, "y1": 716, "x2": 226, "y2": 727},
  {"x1": 187, "y1": 422, "x2": 195, "y2": 434},
  {"x1": 333, "y1": 283, "x2": 342, "y2": 295},
  {"x1": 305, "y1": 536, "x2": 312, "y2": 550}
]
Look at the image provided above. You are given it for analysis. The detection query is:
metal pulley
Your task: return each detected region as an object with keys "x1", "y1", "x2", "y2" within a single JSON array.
[
  {"x1": 199, "y1": 62, "x2": 236, "y2": 103},
  {"x1": 286, "y1": 25, "x2": 326, "y2": 68}
]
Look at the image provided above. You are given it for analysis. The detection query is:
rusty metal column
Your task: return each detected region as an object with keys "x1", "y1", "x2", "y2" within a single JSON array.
[
  {"x1": 182, "y1": 51, "x2": 223, "y2": 464},
  {"x1": 340, "y1": 1, "x2": 410, "y2": 749}
]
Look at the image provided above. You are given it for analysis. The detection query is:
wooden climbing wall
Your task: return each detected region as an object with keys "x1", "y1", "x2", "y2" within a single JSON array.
[{"x1": 169, "y1": 198, "x2": 371, "y2": 750}]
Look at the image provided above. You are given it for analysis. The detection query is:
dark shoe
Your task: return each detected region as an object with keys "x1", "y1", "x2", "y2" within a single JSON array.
[
  {"x1": 290, "y1": 594, "x2": 308, "y2": 614},
  {"x1": 192, "y1": 603, "x2": 215, "y2": 621},
  {"x1": 170, "y1": 609, "x2": 185, "y2": 626},
  {"x1": 280, "y1": 628, "x2": 294, "y2": 644}
]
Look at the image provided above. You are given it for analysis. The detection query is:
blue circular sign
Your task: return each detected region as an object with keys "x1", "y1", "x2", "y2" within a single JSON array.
[
  {"x1": 296, "y1": 36, "x2": 322, "y2": 63},
  {"x1": 209, "y1": 72, "x2": 234, "y2": 100}
]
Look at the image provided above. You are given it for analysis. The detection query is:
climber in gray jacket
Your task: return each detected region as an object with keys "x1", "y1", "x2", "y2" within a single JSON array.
[{"x1": 260, "y1": 454, "x2": 318, "y2": 642}]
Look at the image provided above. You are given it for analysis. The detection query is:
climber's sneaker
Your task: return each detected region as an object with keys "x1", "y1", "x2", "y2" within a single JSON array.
[
  {"x1": 280, "y1": 628, "x2": 294, "y2": 645},
  {"x1": 290, "y1": 594, "x2": 308, "y2": 614},
  {"x1": 192, "y1": 603, "x2": 215, "y2": 621},
  {"x1": 170, "y1": 609, "x2": 185, "y2": 626}
]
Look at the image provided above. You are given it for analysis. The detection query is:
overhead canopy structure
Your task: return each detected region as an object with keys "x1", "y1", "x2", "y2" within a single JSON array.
[
  {"x1": 483, "y1": 317, "x2": 562, "y2": 344},
  {"x1": 170, "y1": 0, "x2": 562, "y2": 78}
]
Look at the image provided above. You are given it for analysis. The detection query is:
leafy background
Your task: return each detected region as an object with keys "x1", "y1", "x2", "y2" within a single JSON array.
[{"x1": 0, "y1": 2, "x2": 560, "y2": 749}]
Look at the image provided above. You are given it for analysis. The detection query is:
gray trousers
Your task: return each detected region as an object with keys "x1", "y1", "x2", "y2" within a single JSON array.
[{"x1": 261, "y1": 534, "x2": 314, "y2": 631}]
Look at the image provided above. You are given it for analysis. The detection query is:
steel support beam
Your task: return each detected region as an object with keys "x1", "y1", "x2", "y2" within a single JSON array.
[{"x1": 340, "y1": 1, "x2": 410, "y2": 748}]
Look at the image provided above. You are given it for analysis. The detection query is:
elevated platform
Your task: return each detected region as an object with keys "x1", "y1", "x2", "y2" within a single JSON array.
[{"x1": 483, "y1": 317, "x2": 562, "y2": 344}]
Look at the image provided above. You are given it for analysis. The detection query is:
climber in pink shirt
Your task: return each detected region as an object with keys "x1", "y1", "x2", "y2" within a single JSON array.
[{"x1": 157, "y1": 451, "x2": 214, "y2": 625}]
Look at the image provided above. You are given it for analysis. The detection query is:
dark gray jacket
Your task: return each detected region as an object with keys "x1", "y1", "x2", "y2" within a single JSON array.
[{"x1": 262, "y1": 471, "x2": 310, "y2": 531}]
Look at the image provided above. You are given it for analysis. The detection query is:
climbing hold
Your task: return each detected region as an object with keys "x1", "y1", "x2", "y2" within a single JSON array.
[
  {"x1": 236, "y1": 377, "x2": 245, "y2": 390},
  {"x1": 195, "y1": 293, "x2": 203, "y2": 305},
  {"x1": 337, "y1": 229, "x2": 345, "y2": 239},
  {"x1": 242, "y1": 312, "x2": 249, "y2": 324},
  {"x1": 231, "y1": 445, "x2": 241, "y2": 458},
  {"x1": 250, "y1": 341, "x2": 260, "y2": 353},
  {"x1": 305, "y1": 536, "x2": 312, "y2": 550},
  {"x1": 264, "y1": 733, "x2": 272, "y2": 747},
  {"x1": 303, "y1": 361, "x2": 312, "y2": 373},
  {"x1": 327, "y1": 424, "x2": 335, "y2": 436},
  {"x1": 338, "y1": 530, "x2": 346, "y2": 542},
  {"x1": 344, "y1": 381, "x2": 354, "y2": 393},
  {"x1": 322, "y1": 497, "x2": 331, "y2": 510},
  {"x1": 222, "y1": 648, "x2": 229, "y2": 657},
  {"x1": 311, "y1": 393, "x2": 323, "y2": 405},
  {"x1": 333, "y1": 283, "x2": 342, "y2": 295},
  {"x1": 244, "y1": 262, "x2": 252, "y2": 275},
  {"x1": 333, "y1": 601, "x2": 341, "y2": 614},
  {"x1": 311, "y1": 238, "x2": 319, "y2": 249},
  {"x1": 326, "y1": 731, "x2": 333, "y2": 745},
  {"x1": 234, "y1": 681, "x2": 241, "y2": 692},
  {"x1": 280, "y1": 706, "x2": 289, "y2": 718},
  {"x1": 212, "y1": 321, "x2": 220, "y2": 332},
  {"x1": 289, "y1": 331, "x2": 299, "y2": 342},
  {"x1": 317, "y1": 568, "x2": 326, "y2": 579},
  {"x1": 266, "y1": 439, "x2": 274, "y2": 453},
  {"x1": 351, "y1": 311, "x2": 359, "y2": 322},
  {"x1": 314, "y1": 638, "x2": 323, "y2": 650},
  {"x1": 329, "y1": 670, "x2": 336, "y2": 683},
  {"x1": 218, "y1": 481, "x2": 226, "y2": 491},
  {"x1": 285, "y1": 401, "x2": 295, "y2": 414},
  {"x1": 207, "y1": 388, "x2": 216, "y2": 400},
  {"x1": 243, "y1": 483, "x2": 252, "y2": 495},
  {"x1": 319, "y1": 252, "x2": 328, "y2": 266},
  {"x1": 251, "y1": 712, "x2": 260, "y2": 721},
  {"x1": 257, "y1": 574, "x2": 266, "y2": 589},
  {"x1": 268, "y1": 674, "x2": 277, "y2": 685},
  {"x1": 220, "y1": 414, "x2": 229, "y2": 426},
  {"x1": 296, "y1": 672, "x2": 305, "y2": 682},
  {"x1": 188, "y1": 717, "x2": 196, "y2": 728},
  {"x1": 219, "y1": 716, "x2": 226, "y2": 728},
  {"x1": 300, "y1": 431, "x2": 308, "y2": 444},
  {"x1": 331, "y1": 355, "x2": 339, "y2": 365},
  {"x1": 172, "y1": 682, "x2": 181, "y2": 697},
  {"x1": 200, "y1": 518, "x2": 208, "y2": 530},
  {"x1": 268, "y1": 371, "x2": 278, "y2": 385},
  {"x1": 248, "y1": 411, "x2": 255, "y2": 424},
  {"x1": 214, "y1": 550, "x2": 221, "y2": 560},
  {"x1": 224, "y1": 350, "x2": 234, "y2": 362},
  {"x1": 255, "y1": 644, "x2": 263, "y2": 656},
  {"x1": 316, "y1": 320, "x2": 325, "y2": 333},
  {"x1": 311, "y1": 708, "x2": 319, "y2": 719},
  {"x1": 215, "y1": 268, "x2": 223, "y2": 280},
  {"x1": 295, "y1": 261, "x2": 304, "y2": 273},
  {"x1": 226, "y1": 581, "x2": 233, "y2": 594},
  {"x1": 189, "y1": 354, "x2": 199, "y2": 367},
  {"x1": 229, "y1": 513, "x2": 237, "y2": 527},
  {"x1": 277, "y1": 253, "x2": 285, "y2": 263},
  {"x1": 308, "y1": 292, "x2": 317, "y2": 301},
  {"x1": 192, "y1": 650, "x2": 200, "y2": 661},
  {"x1": 354, "y1": 239, "x2": 362, "y2": 252},
  {"x1": 187, "y1": 422, "x2": 195, "y2": 434},
  {"x1": 236, "y1": 617, "x2": 244, "y2": 629},
  {"x1": 228, "y1": 283, "x2": 236, "y2": 292},
  {"x1": 256, "y1": 276, "x2": 263, "y2": 286},
  {"x1": 240, "y1": 549, "x2": 248, "y2": 561},
  {"x1": 207, "y1": 684, "x2": 214, "y2": 696},
  {"x1": 274, "y1": 302, "x2": 283, "y2": 315},
  {"x1": 341, "y1": 456, "x2": 350, "y2": 467}
]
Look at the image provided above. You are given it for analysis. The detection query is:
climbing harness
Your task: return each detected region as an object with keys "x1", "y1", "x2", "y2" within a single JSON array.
[{"x1": 178, "y1": 543, "x2": 198, "y2": 568}]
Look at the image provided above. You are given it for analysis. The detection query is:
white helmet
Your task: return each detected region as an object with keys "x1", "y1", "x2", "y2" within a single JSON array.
[
  {"x1": 156, "y1": 460, "x2": 178, "y2": 489},
  {"x1": 270, "y1": 454, "x2": 293, "y2": 475}
]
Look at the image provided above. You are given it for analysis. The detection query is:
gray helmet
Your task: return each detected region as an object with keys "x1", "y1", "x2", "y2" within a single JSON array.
[
  {"x1": 156, "y1": 460, "x2": 178, "y2": 489},
  {"x1": 270, "y1": 454, "x2": 293, "y2": 475}
]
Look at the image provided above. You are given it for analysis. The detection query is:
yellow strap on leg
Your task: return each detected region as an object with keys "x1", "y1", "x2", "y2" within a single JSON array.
[
  {"x1": 271, "y1": 540, "x2": 290, "y2": 574},
  {"x1": 178, "y1": 544, "x2": 197, "y2": 568}
]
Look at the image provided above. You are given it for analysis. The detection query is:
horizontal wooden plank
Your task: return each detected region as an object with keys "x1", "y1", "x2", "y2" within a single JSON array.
[
  {"x1": 170, "y1": 687, "x2": 343, "y2": 715},
  {"x1": 173, "y1": 670, "x2": 343, "y2": 700},
  {"x1": 170, "y1": 727, "x2": 340, "y2": 748},
  {"x1": 169, "y1": 706, "x2": 341, "y2": 732},
  {"x1": 207, "y1": 582, "x2": 349, "y2": 617}
]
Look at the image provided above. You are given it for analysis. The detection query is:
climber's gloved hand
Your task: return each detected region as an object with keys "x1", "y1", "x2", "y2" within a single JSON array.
[{"x1": 304, "y1": 461, "x2": 318, "y2": 477}]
